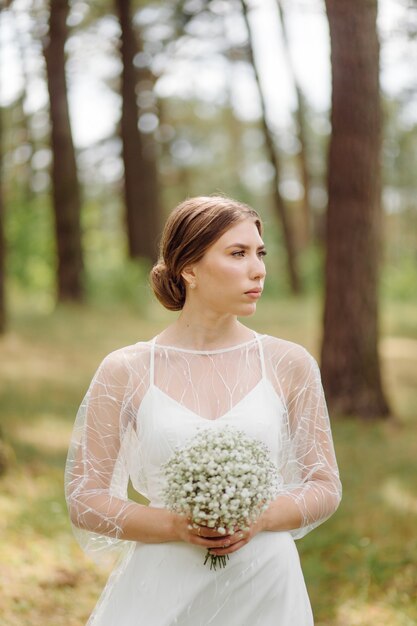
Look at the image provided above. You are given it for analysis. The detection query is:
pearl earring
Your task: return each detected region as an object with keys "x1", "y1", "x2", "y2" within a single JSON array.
[{"x1": 190, "y1": 283, "x2": 196, "y2": 289}]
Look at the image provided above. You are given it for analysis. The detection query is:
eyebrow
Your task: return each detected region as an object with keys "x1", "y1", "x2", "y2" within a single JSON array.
[{"x1": 225, "y1": 243, "x2": 266, "y2": 250}]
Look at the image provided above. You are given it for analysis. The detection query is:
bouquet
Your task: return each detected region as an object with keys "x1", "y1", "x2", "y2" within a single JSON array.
[{"x1": 163, "y1": 426, "x2": 280, "y2": 570}]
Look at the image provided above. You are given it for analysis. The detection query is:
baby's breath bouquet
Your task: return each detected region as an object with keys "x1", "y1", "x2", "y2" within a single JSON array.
[{"x1": 163, "y1": 427, "x2": 280, "y2": 570}]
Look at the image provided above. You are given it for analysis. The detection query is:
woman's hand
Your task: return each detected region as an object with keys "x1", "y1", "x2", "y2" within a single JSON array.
[
  {"x1": 173, "y1": 515, "x2": 237, "y2": 551},
  {"x1": 205, "y1": 518, "x2": 265, "y2": 557},
  {"x1": 173, "y1": 514, "x2": 265, "y2": 556}
]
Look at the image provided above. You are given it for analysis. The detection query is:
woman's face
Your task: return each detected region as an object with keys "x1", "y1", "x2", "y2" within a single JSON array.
[{"x1": 185, "y1": 218, "x2": 267, "y2": 317}]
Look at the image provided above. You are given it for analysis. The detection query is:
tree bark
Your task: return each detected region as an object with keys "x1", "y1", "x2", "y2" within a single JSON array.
[
  {"x1": 240, "y1": 0, "x2": 301, "y2": 294},
  {"x1": 43, "y1": 0, "x2": 84, "y2": 302},
  {"x1": 0, "y1": 24, "x2": 8, "y2": 464},
  {"x1": 321, "y1": 0, "x2": 391, "y2": 418},
  {"x1": 11, "y1": 5, "x2": 39, "y2": 203},
  {"x1": 0, "y1": 104, "x2": 5, "y2": 335},
  {"x1": 276, "y1": 0, "x2": 312, "y2": 249},
  {"x1": 116, "y1": 0, "x2": 160, "y2": 262}
]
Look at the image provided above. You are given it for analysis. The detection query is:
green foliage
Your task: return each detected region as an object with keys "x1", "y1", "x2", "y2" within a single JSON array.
[
  {"x1": 85, "y1": 256, "x2": 153, "y2": 313},
  {"x1": 299, "y1": 418, "x2": 417, "y2": 624},
  {"x1": 6, "y1": 188, "x2": 55, "y2": 296},
  {"x1": 381, "y1": 251, "x2": 417, "y2": 303},
  {"x1": 298, "y1": 245, "x2": 325, "y2": 295},
  {"x1": 261, "y1": 235, "x2": 324, "y2": 299}
]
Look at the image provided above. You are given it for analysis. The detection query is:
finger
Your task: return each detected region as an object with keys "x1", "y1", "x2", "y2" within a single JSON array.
[
  {"x1": 208, "y1": 531, "x2": 249, "y2": 554},
  {"x1": 188, "y1": 525, "x2": 231, "y2": 539},
  {"x1": 209, "y1": 539, "x2": 248, "y2": 556},
  {"x1": 188, "y1": 535, "x2": 233, "y2": 549},
  {"x1": 227, "y1": 530, "x2": 247, "y2": 544}
]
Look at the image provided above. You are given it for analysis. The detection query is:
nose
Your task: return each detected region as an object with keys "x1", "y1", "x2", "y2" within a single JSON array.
[{"x1": 250, "y1": 254, "x2": 266, "y2": 281}]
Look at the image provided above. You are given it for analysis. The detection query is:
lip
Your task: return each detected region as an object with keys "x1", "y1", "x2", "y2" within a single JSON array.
[{"x1": 245, "y1": 288, "x2": 263, "y2": 297}]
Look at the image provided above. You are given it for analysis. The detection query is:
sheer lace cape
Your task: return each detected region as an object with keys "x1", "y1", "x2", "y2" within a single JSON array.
[{"x1": 65, "y1": 334, "x2": 342, "y2": 565}]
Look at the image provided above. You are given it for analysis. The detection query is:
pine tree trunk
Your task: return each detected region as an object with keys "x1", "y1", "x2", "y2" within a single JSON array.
[
  {"x1": 0, "y1": 104, "x2": 5, "y2": 335},
  {"x1": 116, "y1": 0, "x2": 160, "y2": 262},
  {"x1": 276, "y1": 0, "x2": 312, "y2": 249},
  {"x1": 13, "y1": 7, "x2": 39, "y2": 203},
  {"x1": 0, "y1": 58, "x2": 8, "y2": 466},
  {"x1": 321, "y1": 0, "x2": 391, "y2": 418},
  {"x1": 43, "y1": 0, "x2": 84, "y2": 302},
  {"x1": 240, "y1": 0, "x2": 301, "y2": 294}
]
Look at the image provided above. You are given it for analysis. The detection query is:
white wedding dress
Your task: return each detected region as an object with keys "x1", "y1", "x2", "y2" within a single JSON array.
[{"x1": 65, "y1": 333, "x2": 341, "y2": 625}]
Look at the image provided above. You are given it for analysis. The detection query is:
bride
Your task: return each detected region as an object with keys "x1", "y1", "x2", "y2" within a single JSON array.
[{"x1": 65, "y1": 195, "x2": 342, "y2": 625}]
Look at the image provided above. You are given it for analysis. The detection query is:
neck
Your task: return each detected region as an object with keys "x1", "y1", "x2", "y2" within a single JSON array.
[{"x1": 157, "y1": 303, "x2": 253, "y2": 350}]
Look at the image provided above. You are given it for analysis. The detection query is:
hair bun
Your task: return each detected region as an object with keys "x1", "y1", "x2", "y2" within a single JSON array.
[{"x1": 150, "y1": 262, "x2": 185, "y2": 311}]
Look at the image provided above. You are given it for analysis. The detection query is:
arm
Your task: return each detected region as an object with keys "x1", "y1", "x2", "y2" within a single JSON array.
[
  {"x1": 265, "y1": 346, "x2": 342, "y2": 537},
  {"x1": 210, "y1": 345, "x2": 342, "y2": 557},
  {"x1": 65, "y1": 350, "x2": 235, "y2": 560}
]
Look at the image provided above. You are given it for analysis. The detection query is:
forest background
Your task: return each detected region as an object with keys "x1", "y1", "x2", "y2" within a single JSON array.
[{"x1": 0, "y1": 0, "x2": 416, "y2": 625}]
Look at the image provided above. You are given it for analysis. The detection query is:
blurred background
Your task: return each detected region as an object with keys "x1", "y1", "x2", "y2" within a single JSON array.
[{"x1": 0, "y1": 1, "x2": 416, "y2": 625}]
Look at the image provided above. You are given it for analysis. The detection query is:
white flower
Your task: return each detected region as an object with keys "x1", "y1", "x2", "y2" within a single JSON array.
[{"x1": 163, "y1": 427, "x2": 281, "y2": 569}]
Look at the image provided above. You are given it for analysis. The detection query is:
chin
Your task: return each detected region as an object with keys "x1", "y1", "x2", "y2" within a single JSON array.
[{"x1": 236, "y1": 304, "x2": 257, "y2": 317}]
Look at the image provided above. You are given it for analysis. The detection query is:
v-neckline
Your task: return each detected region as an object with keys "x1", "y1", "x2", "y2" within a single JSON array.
[{"x1": 150, "y1": 379, "x2": 265, "y2": 422}]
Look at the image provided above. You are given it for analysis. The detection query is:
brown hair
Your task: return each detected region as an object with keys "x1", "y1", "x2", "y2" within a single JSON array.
[{"x1": 150, "y1": 195, "x2": 262, "y2": 311}]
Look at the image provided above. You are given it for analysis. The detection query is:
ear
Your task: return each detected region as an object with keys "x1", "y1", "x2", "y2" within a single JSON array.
[{"x1": 181, "y1": 265, "x2": 197, "y2": 289}]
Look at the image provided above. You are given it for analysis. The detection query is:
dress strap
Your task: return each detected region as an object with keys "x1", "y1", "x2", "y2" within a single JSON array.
[
  {"x1": 254, "y1": 332, "x2": 266, "y2": 379},
  {"x1": 149, "y1": 337, "x2": 157, "y2": 385}
]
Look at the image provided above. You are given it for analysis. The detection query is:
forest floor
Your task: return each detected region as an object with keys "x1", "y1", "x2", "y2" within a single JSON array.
[{"x1": 0, "y1": 295, "x2": 416, "y2": 626}]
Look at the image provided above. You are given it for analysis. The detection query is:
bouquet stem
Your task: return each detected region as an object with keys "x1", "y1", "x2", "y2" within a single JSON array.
[{"x1": 203, "y1": 551, "x2": 230, "y2": 570}]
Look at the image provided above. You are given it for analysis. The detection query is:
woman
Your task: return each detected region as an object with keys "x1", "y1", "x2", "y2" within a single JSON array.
[{"x1": 65, "y1": 195, "x2": 342, "y2": 626}]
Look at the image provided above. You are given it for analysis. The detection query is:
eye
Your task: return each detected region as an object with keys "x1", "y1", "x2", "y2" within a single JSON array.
[
  {"x1": 258, "y1": 250, "x2": 267, "y2": 258},
  {"x1": 231, "y1": 250, "x2": 245, "y2": 257}
]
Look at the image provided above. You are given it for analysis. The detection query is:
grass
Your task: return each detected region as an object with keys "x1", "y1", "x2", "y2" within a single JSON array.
[{"x1": 0, "y1": 293, "x2": 416, "y2": 625}]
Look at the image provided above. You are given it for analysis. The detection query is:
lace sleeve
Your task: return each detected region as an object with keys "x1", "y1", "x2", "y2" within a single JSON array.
[
  {"x1": 268, "y1": 339, "x2": 342, "y2": 539},
  {"x1": 65, "y1": 348, "x2": 142, "y2": 565}
]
